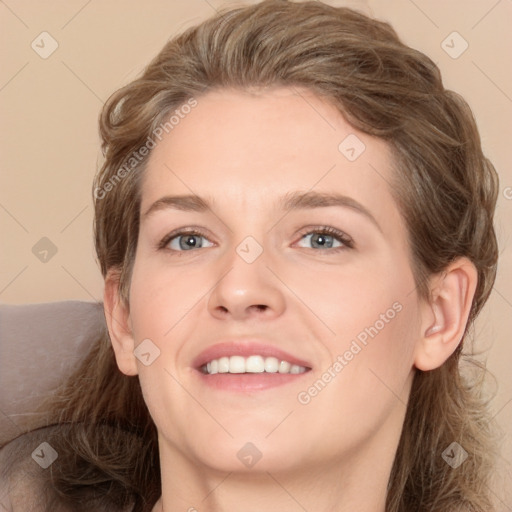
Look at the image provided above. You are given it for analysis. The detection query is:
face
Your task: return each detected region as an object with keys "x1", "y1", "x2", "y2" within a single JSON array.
[{"x1": 120, "y1": 87, "x2": 424, "y2": 476}]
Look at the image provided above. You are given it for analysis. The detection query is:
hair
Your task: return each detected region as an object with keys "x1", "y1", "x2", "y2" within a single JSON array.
[{"x1": 37, "y1": 1, "x2": 499, "y2": 510}]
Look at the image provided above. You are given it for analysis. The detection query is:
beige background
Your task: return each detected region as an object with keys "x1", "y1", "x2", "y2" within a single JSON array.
[{"x1": 1, "y1": 0, "x2": 511, "y2": 506}]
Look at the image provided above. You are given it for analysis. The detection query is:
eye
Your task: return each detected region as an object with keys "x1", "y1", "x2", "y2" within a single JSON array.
[
  {"x1": 296, "y1": 227, "x2": 353, "y2": 251},
  {"x1": 159, "y1": 230, "x2": 214, "y2": 252}
]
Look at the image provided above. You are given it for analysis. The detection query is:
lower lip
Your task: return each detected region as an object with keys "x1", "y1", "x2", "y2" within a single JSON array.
[{"x1": 195, "y1": 370, "x2": 311, "y2": 392}]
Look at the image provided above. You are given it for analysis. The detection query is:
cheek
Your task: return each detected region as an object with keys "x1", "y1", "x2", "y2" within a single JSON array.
[
  {"x1": 288, "y1": 251, "x2": 417, "y2": 346},
  {"x1": 127, "y1": 256, "x2": 206, "y2": 340},
  {"x1": 294, "y1": 298, "x2": 419, "y2": 451},
  {"x1": 312, "y1": 290, "x2": 418, "y2": 413},
  {"x1": 126, "y1": 260, "x2": 201, "y2": 441},
  {"x1": 294, "y1": 254, "x2": 420, "y2": 401}
]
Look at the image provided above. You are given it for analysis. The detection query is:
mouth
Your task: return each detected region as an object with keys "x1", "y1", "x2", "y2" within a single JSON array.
[
  {"x1": 193, "y1": 341, "x2": 312, "y2": 391},
  {"x1": 201, "y1": 355, "x2": 309, "y2": 375}
]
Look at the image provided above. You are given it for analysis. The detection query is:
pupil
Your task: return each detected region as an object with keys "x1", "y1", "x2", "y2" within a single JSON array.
[
  {"x1": 313, "y1": 234, "x2": 332, "y2": 248},
  {"x1": 181, "y1": 235, "x2": 199, "y2": 250}
]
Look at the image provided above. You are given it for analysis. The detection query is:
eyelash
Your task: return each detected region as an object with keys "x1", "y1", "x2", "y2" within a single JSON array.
[
  {"x1": 298, "y1": 226, "x2": 354, "y2": 250},
  {"x1": 157, "y1": 226, "x2": 354, "y2": 253}
]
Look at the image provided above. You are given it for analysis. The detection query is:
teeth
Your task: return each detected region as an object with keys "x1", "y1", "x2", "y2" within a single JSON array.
[
  {"x1": 202, "y1": 355, "x2": 307, "y2": 375},
  {"x1": 218, "y1": 357, "x2": 229, "y2": 373},
  {"x1": 246, "y1": 355, "x2": 265, "y2": 373},
  {"x1": 279, "y1": 360, "x2": 291, "y2": 373},
  {"x1": 264, "y1": 357, "x2": 279, "y2": 373},
  {"x1": 229, "y1": 355, "x2": 246, "y2": 373}
]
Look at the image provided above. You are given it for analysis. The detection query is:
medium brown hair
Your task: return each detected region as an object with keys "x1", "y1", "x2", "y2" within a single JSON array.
[{"x1": 41, "y1": 1, "x2": 499, "y2": 510}]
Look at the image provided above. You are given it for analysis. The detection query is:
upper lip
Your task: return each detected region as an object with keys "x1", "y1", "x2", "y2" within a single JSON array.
[{"x1": 192, "y1": 340, "x2": 313, "y2": 370}]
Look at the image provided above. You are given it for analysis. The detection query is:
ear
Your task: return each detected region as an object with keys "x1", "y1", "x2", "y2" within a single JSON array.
[
  {"x1": 104, "y1": 270, "x2": 138, "y2": 376},
  {"x1": 414, "y1": 257, "x2": 478, "y2": 371}
]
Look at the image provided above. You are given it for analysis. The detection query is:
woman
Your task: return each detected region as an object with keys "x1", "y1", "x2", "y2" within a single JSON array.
[{"x1": 3, "y1": 1, "x2": 499, "y2": 510}]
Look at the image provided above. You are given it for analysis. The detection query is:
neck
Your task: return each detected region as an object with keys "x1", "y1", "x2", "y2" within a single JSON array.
[{"x1": 153, "y1": 431, "x2": 397, "y2": 512}]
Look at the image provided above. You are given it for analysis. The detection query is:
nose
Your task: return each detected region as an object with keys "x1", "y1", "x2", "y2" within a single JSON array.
[{"x1": 207, "y1": 243, "x2": 286, "y2": 322}]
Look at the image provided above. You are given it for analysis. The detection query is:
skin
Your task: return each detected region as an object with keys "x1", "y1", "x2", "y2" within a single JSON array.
[{"x1": 104, "y1": 87, "x2": 477, "y2": 512}]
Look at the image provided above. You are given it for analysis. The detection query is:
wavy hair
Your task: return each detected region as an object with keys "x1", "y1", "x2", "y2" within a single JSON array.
[{"x1": 39, "y1": 1, "x2": 499, "y2": 510}]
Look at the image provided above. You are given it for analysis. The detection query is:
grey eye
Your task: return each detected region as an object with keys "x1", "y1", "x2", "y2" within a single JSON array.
[
  {"x1": 297, "y1": 232, "x2": 343, "y2": 249},
  {"x1": 168, "y1": 234, "x2": 214, "y2": 251}
]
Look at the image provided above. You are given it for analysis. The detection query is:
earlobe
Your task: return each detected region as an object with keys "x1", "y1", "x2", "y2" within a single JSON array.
[
  {"x1": 104, "y1": 271, "x2": 139, "y2": 376},
  {"x1": 414, "y1": 258, "x2": 478, "y2": 371}
]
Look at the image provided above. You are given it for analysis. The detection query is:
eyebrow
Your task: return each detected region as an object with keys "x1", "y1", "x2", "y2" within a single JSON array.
[
  {"x1": 142, "y1": 191, "x2": 382, "y2": 232},
  {"x1": 142, "y1": 194, "x2": 211, "y2": 218}
]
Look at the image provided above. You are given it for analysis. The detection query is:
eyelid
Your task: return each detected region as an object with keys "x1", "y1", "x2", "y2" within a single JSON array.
[
  {"x1": 156, "y1": 226, "x2": 216, "y2": 251},
  {"x1": 157, "y1": 225, "x2": 354, "y2": 253},
  {"x1": 294, "y1": 225, "x2": 354, "y2": 250}
]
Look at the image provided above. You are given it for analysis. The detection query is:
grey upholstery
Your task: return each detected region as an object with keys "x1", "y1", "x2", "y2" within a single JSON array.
[{"x1": 0, "y1": 301, "x2": 106, "y2": 447}]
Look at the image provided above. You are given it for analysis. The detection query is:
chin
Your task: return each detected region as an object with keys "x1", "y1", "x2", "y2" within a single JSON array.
[{"x1": 181, "y1": 434, "x2": 304, "y2": 474}]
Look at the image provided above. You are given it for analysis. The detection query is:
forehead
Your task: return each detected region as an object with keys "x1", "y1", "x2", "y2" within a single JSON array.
[{"x1": 140, "y1": 87, "x2": 403, "y2": 232}]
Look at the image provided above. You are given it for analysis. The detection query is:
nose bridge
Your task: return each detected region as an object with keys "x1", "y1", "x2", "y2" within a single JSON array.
[{"x1": 207, "y1": 230, "x2": 286, "y2": 320}]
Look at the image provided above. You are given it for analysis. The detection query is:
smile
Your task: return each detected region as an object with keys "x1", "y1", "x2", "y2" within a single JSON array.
[{"x1": 201, "y1": 355, "x2": 308, "y2": 375}]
